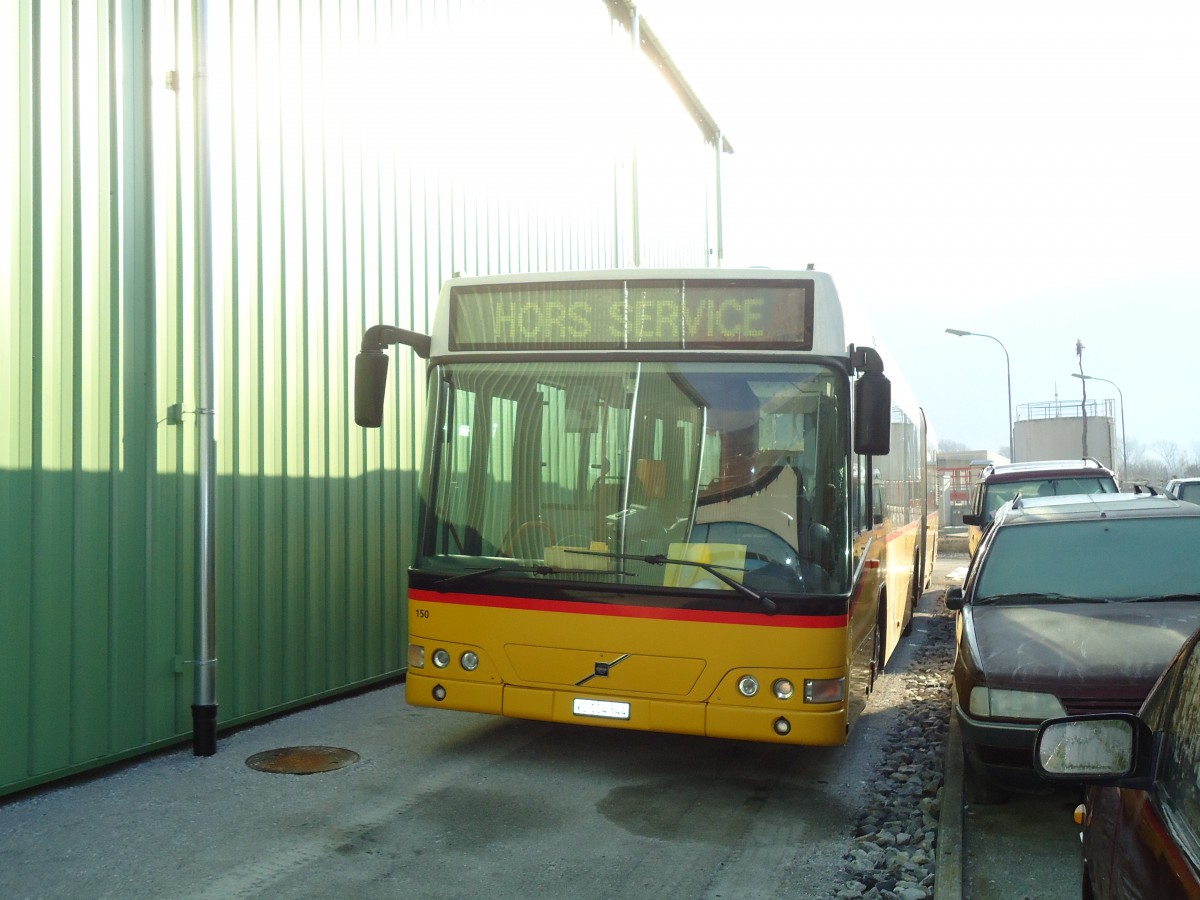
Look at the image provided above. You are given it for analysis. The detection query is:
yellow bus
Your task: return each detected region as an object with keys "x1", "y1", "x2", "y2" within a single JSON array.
[{"x1": 356, "y1": 269, "x2": 936, "y2": 746}]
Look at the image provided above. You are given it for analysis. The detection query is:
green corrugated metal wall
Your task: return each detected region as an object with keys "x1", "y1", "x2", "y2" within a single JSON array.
[{"x1": 1, "y1": 0, "x2": 720, "y2": 797}]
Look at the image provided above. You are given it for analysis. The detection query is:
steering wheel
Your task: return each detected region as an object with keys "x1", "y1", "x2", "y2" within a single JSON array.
[{"x1": 500, "y1": 520, "x2": 557, "y2": 558}]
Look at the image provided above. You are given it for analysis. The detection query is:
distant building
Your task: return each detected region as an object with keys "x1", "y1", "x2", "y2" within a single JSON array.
[
  {"x1": 937, "y1": 449, "x2": 1010, "y2": 527},
  {"x1": 1015, "y1": 400, "x2": 1118, "y2": 472}
]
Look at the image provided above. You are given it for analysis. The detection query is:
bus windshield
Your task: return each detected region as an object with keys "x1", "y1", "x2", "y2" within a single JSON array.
[{"x1": 419, "y1": 360, "x2": 850, "y2": 598}]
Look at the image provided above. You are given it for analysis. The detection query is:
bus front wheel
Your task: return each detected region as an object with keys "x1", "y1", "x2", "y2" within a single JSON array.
[{"x1": 871, "y1": 597, "x2": 887, "y2": 687}]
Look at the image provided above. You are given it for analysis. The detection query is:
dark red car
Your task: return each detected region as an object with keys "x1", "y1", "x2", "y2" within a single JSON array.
[
  {"x1": 946, "y1": 492, "x2": 1200, "y2": 800},
  {"x1": 1034, "y1": 623, "x2": 1200, "y2": 899}
]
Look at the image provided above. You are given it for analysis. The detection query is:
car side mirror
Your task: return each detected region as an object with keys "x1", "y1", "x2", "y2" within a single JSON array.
[
  {"x1": 944, "y1": 586, "x2": 965, "y2": 611},
  {"x1": 1034, "y1": 715, "x2": 1153, "y2": 788},
  {"x1": 962, "y1": 513, "x2": 983, "y2": 527}
]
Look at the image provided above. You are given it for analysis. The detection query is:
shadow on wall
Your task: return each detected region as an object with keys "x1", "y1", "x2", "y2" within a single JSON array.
[{"x1": 0, "y1": 465, "x2": 418, "y2": 798}]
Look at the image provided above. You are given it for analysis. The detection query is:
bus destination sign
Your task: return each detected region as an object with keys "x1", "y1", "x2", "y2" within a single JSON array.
[{"x1": 448, "y1": 279, "x2": 814, "y2": 351}]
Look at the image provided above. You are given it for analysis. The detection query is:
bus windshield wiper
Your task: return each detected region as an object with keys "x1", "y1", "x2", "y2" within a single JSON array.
[
  {"x1": 975, "y1": 592, "x2": 1105, "y2": 605},
  {"x1": 564, "y1": 548, "x2": 778, "y2": 615},
  {"x1": 429, "y1": 564, "x2": 620, "y2": 593},
  {"x1": 1121, "y1": 593, "x2": 1200, "y2": 603}
]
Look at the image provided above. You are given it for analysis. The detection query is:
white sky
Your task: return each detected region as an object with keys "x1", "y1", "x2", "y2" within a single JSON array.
[{"x1": 645, "y1": 0, "x2": 1200, "y2": 460}]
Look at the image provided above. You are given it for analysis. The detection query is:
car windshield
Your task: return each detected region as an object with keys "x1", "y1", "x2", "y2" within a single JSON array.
[
  {"x1": 984, "y1": 476, "x2": 1116, "y2": 516},
  {"x1": 1176, "y1": 482, "x2": 1200, "y2": 504},
  {"x1": 975, "y1": 517, "x2": 1200, "y2": 601}
]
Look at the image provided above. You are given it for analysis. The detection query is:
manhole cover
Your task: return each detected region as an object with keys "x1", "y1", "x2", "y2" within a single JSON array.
[{"x1": 245, "y1": 746, "x2": 360, "y2": 774}]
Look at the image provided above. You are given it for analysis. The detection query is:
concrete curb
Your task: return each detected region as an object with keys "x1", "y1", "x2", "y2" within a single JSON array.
[{"x1": 934, "y1": 705, "x2": 964, "y2": 900}]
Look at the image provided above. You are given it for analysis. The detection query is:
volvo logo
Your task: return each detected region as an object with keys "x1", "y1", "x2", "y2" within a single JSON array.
[{"x1": 575, "y1": 653, "x2": 630, "y2": 686}]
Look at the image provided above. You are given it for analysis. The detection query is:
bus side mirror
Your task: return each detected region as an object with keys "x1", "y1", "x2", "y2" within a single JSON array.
[
  {"x1": 962, "y1": 513, "x2": 983, "y2": 527},
  {"x1": 355, "y1": 350, "x2": 390, "y2": 428},
  {"x1": 354, "y1": 324, "x2": 431, "y2": 428},
  {"x1": 854, "y1": 372, "x2": 891, "y2": 456}
]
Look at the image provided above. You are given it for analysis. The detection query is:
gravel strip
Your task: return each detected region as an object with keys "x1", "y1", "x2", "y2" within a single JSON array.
[{"x1": 823, "y1": 601, "x2": 956, "y2": 900}]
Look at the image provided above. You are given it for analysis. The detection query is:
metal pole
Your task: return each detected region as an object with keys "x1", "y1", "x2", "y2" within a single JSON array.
[
  {"x1": 945, "y1": 329, "x2": 1014, "y2": 461},
  {"x1": 714, "y1": 130, "x2": 724, "y2": 267},
  {"x1": 629, "y1": 5, "x2": 641, "y2": 267},
  {"x1": 192, "y1": 0, "x2": 218, "y2": 757},
  {"x1": 1116, "y1": 383, "x2": 1127, "y2": 476},
  {"x1": 1076, "y1": 341, "x2": 1088, "y2": 458},
  {"x1": 1073, "y1": 373, "x2": 1126, "y2": 476}
]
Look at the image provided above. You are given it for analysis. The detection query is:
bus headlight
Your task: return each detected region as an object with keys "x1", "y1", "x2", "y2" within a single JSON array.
[
  {"x1": 432, "y1": 649, "x2": 451, "y2": 669},
  {"x1": 737, "y1": 675, "x2": 760, "y2": 697},
  {"x1": 461, "y1": 651, "x2": 480, "y2": 671},
  {"x1": 772, "y1": 678, "x2": 795, "y2": 701},
  {"x1": 408, "y1": 644, "x2": 425, "y2": 669}
]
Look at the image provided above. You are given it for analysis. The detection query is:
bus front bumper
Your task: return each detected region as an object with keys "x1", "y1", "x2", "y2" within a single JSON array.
[{"x1": 405, "y1": 672, "x2": 848, "y2": 746}]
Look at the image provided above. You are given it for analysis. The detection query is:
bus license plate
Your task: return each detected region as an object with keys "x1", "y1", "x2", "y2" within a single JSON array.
[{"x1": 573, "y1": 698, "x2": 630, "y2": 720}]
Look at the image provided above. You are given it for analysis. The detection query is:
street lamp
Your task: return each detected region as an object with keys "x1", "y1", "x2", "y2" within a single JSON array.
[
  {"x1": 1072, "y1": 373, "x2": 1126, "y2": 476},
  {"x1": 946, "y1": 328, "x2": 1015, "y2": 462}
]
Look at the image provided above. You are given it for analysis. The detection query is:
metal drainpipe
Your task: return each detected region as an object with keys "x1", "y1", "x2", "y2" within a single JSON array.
[
  {"x1": 192, "y1": 0, "x2": 218, "y2": 757},
  {"x1": 630, "y1": 5, "x2": 641, "y2": 266},
  {"x1": 714, "y1": 131, "x2": 724, "y2": 267}
]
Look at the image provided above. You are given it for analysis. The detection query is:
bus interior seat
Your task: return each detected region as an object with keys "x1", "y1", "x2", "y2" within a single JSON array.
[{"x1": 634, "y1": 458, "x2": 666, "y2": 502}]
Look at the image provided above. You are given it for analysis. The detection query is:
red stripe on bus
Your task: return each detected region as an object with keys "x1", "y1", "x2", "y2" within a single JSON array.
[
  {"x1": 883, "y1": 519, "x2": 921, "y2": 542},
  {"x1": 409, "y1": 588, "x2": 848, "y2": 628},
  {"x1": 847, "y1": 560, "x2": 874, "y2": 616}
]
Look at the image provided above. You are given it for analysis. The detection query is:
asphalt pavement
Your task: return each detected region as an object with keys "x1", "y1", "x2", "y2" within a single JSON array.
[
  {"x1": 1, "y1": 541, "x2": 1081, "y2": 899},
  {"x1": 933, "y1": 544, "x2": 1085, "y2": 900},
  {"x1": 0, "y1": 676, "x2": 887, "y2": 899},
  {"x1": 934, "y1": 706, "x2": 965, "y2": 900}
]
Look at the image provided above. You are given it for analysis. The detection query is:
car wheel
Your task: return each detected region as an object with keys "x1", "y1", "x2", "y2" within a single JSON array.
[
  {"x1": 1081, "y1": 865, "x2": 1095, "y2": 900},
  {"x1": 963, "y1": 756, "x2": 1008, "y2": 805}
]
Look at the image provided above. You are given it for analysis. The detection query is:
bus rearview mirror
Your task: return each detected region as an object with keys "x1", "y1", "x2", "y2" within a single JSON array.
[
  {"x1": 355, "y1": 351, "x2": 390, "y2": 428},
  {"x1": 854, "y1": 372, "x2": 891, "y2": 456}
]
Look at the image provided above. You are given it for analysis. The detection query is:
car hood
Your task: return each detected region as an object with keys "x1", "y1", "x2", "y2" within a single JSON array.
[{"x1": 967, "y1": 600, "x2": 1200, "y2": 699}]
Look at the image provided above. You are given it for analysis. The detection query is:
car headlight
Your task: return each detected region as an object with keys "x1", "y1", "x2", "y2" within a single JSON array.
[{"x1": 968, "y1": 686, "x2": 1067, "y2": 721}]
